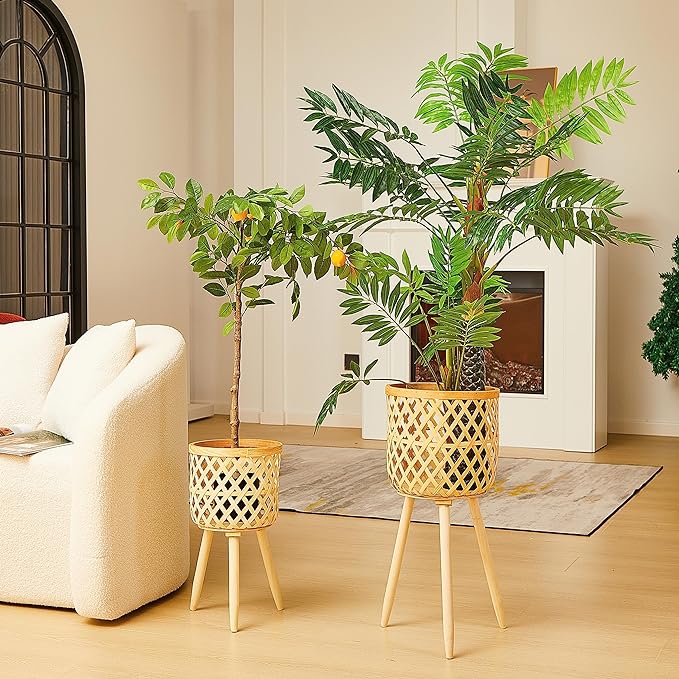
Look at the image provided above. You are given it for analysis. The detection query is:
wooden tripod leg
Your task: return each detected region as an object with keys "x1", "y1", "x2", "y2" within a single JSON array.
[
  {"x1": 438, "y1": 502, "x2": 454, "y2": 660},
  {"x1": 228, "y1": 535, "x2": 240, "y2": 633},
  {"x1": 257, "y1": 529, "x2": 284, "y2": 611},
  {"x1": 381, "y1": 495, "x2": 415, "y2": 627},
  {"x1": 468, "y1": 497, "x2": 506, "y2": 629},
  {"x1": 190, "y1": 529, "x2": 214, "y2": 611}
]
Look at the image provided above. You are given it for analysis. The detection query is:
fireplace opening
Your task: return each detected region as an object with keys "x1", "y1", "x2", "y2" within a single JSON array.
[{"x1": 410, "y1": 271, "x2": 545, "y2": 394}]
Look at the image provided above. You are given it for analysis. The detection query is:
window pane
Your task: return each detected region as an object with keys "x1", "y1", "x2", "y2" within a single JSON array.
[
  {"x1": 49, "y1": 160, "x2": 70, "y2": 225},
  {"x1": 0, "y1": 42, "x2": 19, "y2": 80},
  {"x1": 24, "y1": 295, "x2": 46, "y2": 320},
  {"x1": 24, "y1": 87, "x2": 45, "y2": 155},
  {"x1": 23, "y1": 46, "x2": 43, "y2": 86},
  {"x1": 0, "y1": 226, "x2": 21, "y2": 293},
  {"x1": 50, "y1": 294, "x2": 69, "y2": 316},
  {"x1": 43, "y1": 39, "x2": 67, "y2": 92},
  {"x1": 48, "y1": 92, "x2": 69, "y2": 158},
  {"x1": 23, "y1": 4, "x2": 51, "y2": 51},
  {"x1": 0, "y1": 297, "x2": 21, "y2": 315},
  {"x1": 0, "y1": 0, "x2": 18, "y2": 43},
  {"x1": 0, "y1": 154, "x2": 19, "y2": 222},
  {"x1": 49, "y1": 228, "x2": 70, "y2": 292},
  {"x1": 26, "y1": 226, "x2": 46, "y2": 293},
  {"x1": 0, "y1": 82, "x2": 20, "y2": 152},
  {"x1": 25, "y1": 157, "x2": 45, "y2": 223}
]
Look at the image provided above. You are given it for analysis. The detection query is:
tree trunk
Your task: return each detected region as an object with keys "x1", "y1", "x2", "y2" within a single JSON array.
[{"x1": 230, "y1": 267, "x2": 243, "y2": 448}]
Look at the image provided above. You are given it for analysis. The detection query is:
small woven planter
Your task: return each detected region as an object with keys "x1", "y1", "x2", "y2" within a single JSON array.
[
  {"x1": 385, "y1": 383, "x2": 500, "y2": 500},
  {"x1": 189, "y1": 438, "x2": 282, "y2": 531}
]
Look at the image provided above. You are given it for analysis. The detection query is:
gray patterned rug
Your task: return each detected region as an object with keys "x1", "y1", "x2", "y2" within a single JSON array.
[{"x1": 278, "y1": 446, "x2": 661, "y2": 536}]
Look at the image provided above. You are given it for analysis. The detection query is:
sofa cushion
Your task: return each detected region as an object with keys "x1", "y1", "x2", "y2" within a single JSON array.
[
  {"x1": 0, "y1": 313, "x2": 68, "y2": 428},
  {"x1": 0, "y1": 443, "x2": 74, "y2": 609},
  {"x1": 41, "y1": 319, "x2": 136, "y2": 439}
]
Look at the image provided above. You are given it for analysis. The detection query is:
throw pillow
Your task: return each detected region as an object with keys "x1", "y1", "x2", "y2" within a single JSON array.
[
  {"x1": 0, "y1": 313, "x2": 69, "y2": 427},
  {"x1": 40, "y1": 319, "x2": 137, "y2": 439}
]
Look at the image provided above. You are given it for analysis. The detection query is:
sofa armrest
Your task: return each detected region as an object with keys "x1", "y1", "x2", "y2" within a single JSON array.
[{"x1": 69, "y1": 325, "x2": 190, "y2": 620}]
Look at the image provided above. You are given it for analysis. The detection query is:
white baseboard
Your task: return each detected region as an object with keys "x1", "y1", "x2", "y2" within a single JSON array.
[
  {"x1": 211, "y1": 401, "x2": 229, "y2": 416},
  {"x1": 188, "y1": 401, "x2": 215, "y2": 421},
  {"x1": 201, "y1": 403, "x2": 361, "y2": 429},
  {"x1": 284, "y1": 411, "x2": 362, "y2": 428},
  {"x1": 609, "y1": 419, "x2": 679, "y2": 437}
]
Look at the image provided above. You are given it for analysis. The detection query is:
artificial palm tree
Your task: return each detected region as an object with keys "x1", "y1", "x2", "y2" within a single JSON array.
[{"x1": 303, "y1": 43, "x2": 653, "y2": 423}]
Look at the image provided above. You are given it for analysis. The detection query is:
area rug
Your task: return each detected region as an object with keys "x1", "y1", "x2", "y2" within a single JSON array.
[{"x1": 278, "y1": 446, "x2": 661, "y2": 536}]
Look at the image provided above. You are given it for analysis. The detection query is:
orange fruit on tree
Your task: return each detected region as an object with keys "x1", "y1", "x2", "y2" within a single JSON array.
[
  {"x1": 331, "y1": 249, "x2": 347, "y2": 267},
  {"x1": 230, "y1": 208, "x2": 248, "y2": 222}
]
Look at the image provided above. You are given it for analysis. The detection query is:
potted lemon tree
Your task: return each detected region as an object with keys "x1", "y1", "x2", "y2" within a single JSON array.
[
  {"x1": 303, "y1": 44, "x2": 653, "y2": 658},
  {"x1": 138, "y1": 174, "x2": 358, "y2": 631}
]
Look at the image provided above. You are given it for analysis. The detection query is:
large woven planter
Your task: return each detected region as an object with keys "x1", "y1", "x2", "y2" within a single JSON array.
[
  {"x1": 189, "y1": 439, "x2": 282, "y2": 531},
  {"x1": 385, "y1": 383, "x2": 500, "y2": 500}
]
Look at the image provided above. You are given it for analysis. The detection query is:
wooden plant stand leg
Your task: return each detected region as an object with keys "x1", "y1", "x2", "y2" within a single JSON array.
[
  {"x1": 381, "y1": 495, "x2": 415, "y2": 627},
  {"x1": 467, "y1": 497, "x2": 506, "y2": 629},
  {"x1": 190, "y1": 529, "x2": 214, "y2": 611},
  {"x1": 256, "y1": 529, "x2": 284, "y2": 611},
  {"x1": 437, "y1": 501, "x2": 454, "y2": 660},
  {"x1": 228, "y1": 534, "x2": 240, "y2": 633}
]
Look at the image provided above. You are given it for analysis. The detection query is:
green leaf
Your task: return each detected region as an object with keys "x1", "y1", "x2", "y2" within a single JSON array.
[
  {"x1": 289, "y1": 185, "x2": 305, "y2": 204},
  {"x1": 146, "y1": 214, "x2": 162, "y2": 229},
  {"x1": 203, "y1": 282, "x2": 226, "y2": 297},
  {"x1": 247, "y1": 298, "x2": 275, "y2": 308},
  {"x1": 314, "y1": 255, "x2": 331, "y2": 279},
  {"x1": 141, "y1": 192, "x2": 160, "y2": 209},
  {"x1": 583, "y1": 105, "x2": 611, "y2": 134},
  {"x1": 138, "y1": 178, "x2": 159, "y2": 191},
  {"x1": 615, "y1": 88, "x2": 635, "y2": 105},
  {"x1": 219, "y1": 302, "x2": 233, "y2": 317},
  {"x1": 590, "y1": 57, "x2": 604, "y2": 92},
  {"x1": 154, "y1": 196, "x2": 177, "y2": 212},
  {"x1": 602, "y1": 58, "x2": 617, "y2": 89},
  {"x1": 204, "y1": 193, "x2": 214, "y2": 213},
  {"x1": 159, "y1": 172, "x2": 175, "y2": 189},
  {"x1": 280, "y1": 243, "x2": 294, "y2": 265},
  {"x1": 578, "y1": 61, "x2": 592, "y2": 100},
  {"x1": 186, "y1": 178, "x2": 203, "y2": 201},
  {"x1": 574, "y1": 120, "x2": 602, "y2": 144},
  {"x1": 248, "y1": 203, "x2": 265, "y2": 220},
  {"x1": 364, "y1": 358, "x2": 379, "y2": 376},
  {"x1": 222, "y1": 319, "x2": 236, "y2": 336},
  {"x1": 241, "y1": 286, "x2": 260, "y2": 299}
]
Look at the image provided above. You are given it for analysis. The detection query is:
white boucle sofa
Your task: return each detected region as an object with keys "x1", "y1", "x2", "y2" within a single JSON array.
[{"x1": 0, "y1": 325, "x2": 190, "y2": 620}]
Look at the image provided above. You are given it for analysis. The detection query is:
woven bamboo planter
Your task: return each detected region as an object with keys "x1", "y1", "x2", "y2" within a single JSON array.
[
  {"x1": 189, "y1": 438, "x2": 282, "y2": 531},
  {"x1": 188, "y1": 439, "x2": 284, "y2": 632},
  {"x1": 385, "y1": 383, "x2": 500, "y2": 500}
]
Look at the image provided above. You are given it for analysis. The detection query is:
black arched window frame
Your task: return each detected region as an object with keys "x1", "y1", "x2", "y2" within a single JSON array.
[{"x1": 0, "y1": 0, "x2": 86, "y2": 339}]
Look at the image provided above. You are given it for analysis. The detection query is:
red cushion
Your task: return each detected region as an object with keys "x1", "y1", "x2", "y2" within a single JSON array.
[{"x1": 0, "y1": 313, "x2": 25, "y2": 324}]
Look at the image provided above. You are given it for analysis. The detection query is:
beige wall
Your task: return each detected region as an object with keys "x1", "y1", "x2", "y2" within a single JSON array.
[
  {"x1": 232, "y1": 0, "x2": 459, "y2": 426},
  {"x1": 56, "y1": 0, "x2": 193, "y2": 341},
  {"x1": 525, "y1": 0, "x2": 679, "y2": 435},
  {"x1": 185, "y1": 0, "x2": 235, "y2": 407},
  {"x1": 56, "y1": 0, "x2": 679, "y2": 436}
]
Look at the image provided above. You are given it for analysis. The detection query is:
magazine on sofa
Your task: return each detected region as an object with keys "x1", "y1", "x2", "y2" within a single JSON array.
[{"x1": 0, "y1": 429, "x2": 71, "y2": 456}]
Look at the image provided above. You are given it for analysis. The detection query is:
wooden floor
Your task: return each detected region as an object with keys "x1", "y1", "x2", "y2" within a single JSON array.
[{"x1": 2, "y1": 418, "x2": 678, "y2": 678}]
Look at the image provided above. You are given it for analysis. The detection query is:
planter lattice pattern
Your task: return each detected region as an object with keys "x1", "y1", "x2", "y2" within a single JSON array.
[
  {"x1": 386, "y1": 384, "x2": 500, "y2": 499},
  {"x1": 189, "y1": 440, "x2": 282, "y2": 531}
]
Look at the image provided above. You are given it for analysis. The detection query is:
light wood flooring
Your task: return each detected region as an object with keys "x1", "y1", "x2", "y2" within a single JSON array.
[{"x1": 1, "y1": 418, "x2": 678, "y2": 678}]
